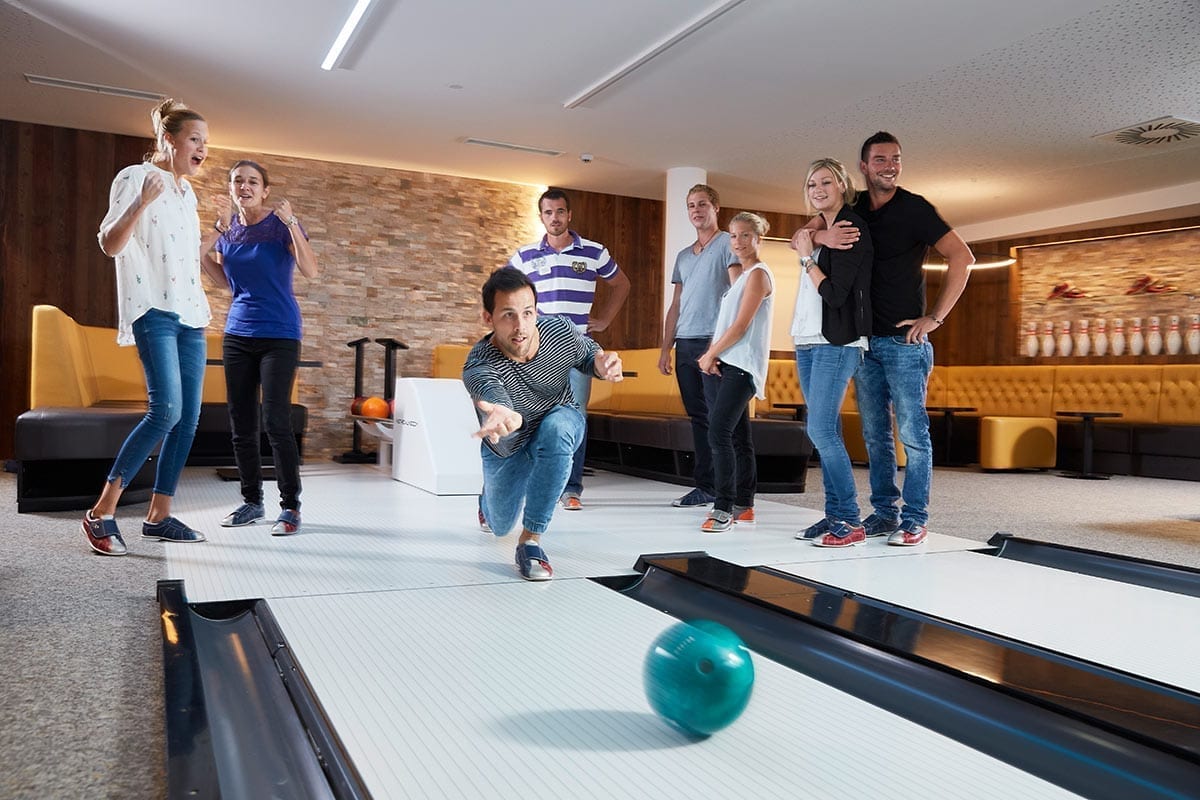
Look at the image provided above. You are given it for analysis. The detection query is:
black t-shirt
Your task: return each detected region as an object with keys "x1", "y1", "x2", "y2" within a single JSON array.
[{"x1": 853, "y1": 186, "x2": 951, "y2": 336}]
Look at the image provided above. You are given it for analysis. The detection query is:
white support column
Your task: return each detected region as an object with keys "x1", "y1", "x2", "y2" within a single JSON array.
[{"x1": 663, "y1": 167, "x2": 708, "y2": 325}]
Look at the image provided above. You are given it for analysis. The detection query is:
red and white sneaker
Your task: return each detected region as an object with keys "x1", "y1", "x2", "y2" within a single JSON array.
[
  {"x1": 732, "y1": 505, "x2": 755, "y2": 525},
  {"x1": 888, "y1": 522, "x2": 928, "y2": 546},
  {"x1": 560, "y1": 494, "x2": 583, "y2": 511},
  {"x1": 813, "y1": 520, "x2": 866, "y2": 548}
]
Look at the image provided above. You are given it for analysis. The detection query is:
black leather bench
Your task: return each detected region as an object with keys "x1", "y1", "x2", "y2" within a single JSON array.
[
  {"x1": 586, "y1": 410, "x2": 810, "y2": 492},
  {"x1": 15, "y1": 402, "x2": 307, "y2": 512}
]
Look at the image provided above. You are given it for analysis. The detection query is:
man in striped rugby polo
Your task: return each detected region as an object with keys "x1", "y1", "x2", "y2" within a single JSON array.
[
  {"x1": 464, "y1": 268, "x2": 624, "y2": 581},
  {"x1": 508, "y1": 189, "x2": 630, "y2": 511}
]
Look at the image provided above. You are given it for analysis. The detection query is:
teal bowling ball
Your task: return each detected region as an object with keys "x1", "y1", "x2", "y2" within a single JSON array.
[{"x1": 643, "y1": 620, "x2": 755, "y2": 736}]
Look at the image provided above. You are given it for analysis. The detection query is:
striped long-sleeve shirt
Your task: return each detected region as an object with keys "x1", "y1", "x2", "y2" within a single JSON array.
[{"x1": 463, "y1": 315, "x2": 599, "y2": 457}]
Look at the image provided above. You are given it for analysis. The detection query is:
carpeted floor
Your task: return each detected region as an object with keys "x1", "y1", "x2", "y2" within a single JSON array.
[{"x1": 1, "y1": 463, "x2": 1198, "y2": 799}]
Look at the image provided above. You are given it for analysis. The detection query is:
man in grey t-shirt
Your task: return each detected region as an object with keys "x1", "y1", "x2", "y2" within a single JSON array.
[{"x1": 658, "y1": 184, "x2": 740, "y2": 507}]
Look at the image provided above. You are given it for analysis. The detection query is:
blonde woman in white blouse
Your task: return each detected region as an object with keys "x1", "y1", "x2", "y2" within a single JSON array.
[{"x1": 82, "y1": 98, "x2": 215, "y2": 556}]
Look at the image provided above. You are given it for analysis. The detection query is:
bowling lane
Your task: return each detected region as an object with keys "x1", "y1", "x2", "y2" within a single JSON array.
[
  {"x1": 165, "y1": 466, "x2": 980, "y2": 603},
  {"x1": 266, "y1": 579, "x2": 1082, "y2": 799},
  {"x1": 775, "y1": 550, "x2": 1200, "y2": 693}
]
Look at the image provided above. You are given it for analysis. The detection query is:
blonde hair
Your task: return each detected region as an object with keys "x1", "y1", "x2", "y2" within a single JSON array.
[
  {"x1": 147, "y1": 98, "x2": 205, "y2": 162},
  {"x1": 730, "y1": 211, "x2": 769, "y2": 237},
  {"x1": 804, "y1": 158, "x2": 857, "y2": 211},
  {"x1": 686, "y1": 184, "x2": 720, "y2": 207}
]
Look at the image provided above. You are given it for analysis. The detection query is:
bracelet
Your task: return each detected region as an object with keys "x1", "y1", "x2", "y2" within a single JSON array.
[
  {"x1": 931, "y1": 315, "x2": 944, "y2": 326},
  {"x1": 285, "y1": 216, "x2": 299, "y2": 228},
  {"x1": 213, "y1": 219, "x2": 227, "y2": 233}
]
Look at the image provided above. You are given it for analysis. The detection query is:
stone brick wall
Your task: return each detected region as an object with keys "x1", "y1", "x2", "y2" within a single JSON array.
[
  {"x1": 192, "y1": 148, "x2": 543, "y2": 460},
  {"x1": 1017, "y1": 227, "x2": 1200, "y2": 359}
]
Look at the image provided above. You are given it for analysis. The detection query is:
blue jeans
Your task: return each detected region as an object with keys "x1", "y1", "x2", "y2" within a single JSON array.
[
  {"x1": 707, "y1": 363, "x2": 756, "y2": 513},
  {"x1": 796, "y1": 344, "x2": 863, "y2": 523},
  {"x1": 108, "y1": 309, "x2": 207, "y2": 496},
  {"x1": 674, "y1": 337, "x2": 721, "y2": 495},
  {"x1": 564, "y1": 366, "x2": 592, "y2": 496},
  {"x1": 480, "y1": 405, "x2": 585, "y2": 536},
  {"x1": 855, "y1": 335, "x2": 934, "y2": 526}
]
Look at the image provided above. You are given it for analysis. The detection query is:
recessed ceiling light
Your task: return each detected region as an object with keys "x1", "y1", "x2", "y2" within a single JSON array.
[
  {"x1": 24, "y1": 73, "x2": 163, "y2": 102},
  {"x1": 463, "y1": 138, "x2": 563, "y2": 157}
]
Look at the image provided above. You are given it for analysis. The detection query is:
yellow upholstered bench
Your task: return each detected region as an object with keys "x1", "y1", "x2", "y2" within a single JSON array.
[{"x1": 945, "y1": 365, "x2": 1057, "y2": 470}]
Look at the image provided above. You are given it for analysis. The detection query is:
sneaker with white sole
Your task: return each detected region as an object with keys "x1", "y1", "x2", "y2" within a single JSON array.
[
  {"x1": 862, "y1": 512, "x2": 900, "y2": 538},
  {"x1": 82, "y1": 512, "x2": 127, "y2": 556},
  {"x1": 270, "y1": 509, "x2": 301, "y2": 536},
  {"x1": 515, "y1": 541, "x2": 553, "y2": 581},
  {"x1": 888, "y1": 522, "x2": 928, "y2": 546},
  {"x1": 221, "y1": 502, "x2": 264, "y2": 527},
  {"x1": 142, "y1": 516, "x2": 206, "y2": 543},
  {"x1": 700, "y1": 509, "x2": 734, "y2": 533},
  {"x1": 813, "y1": 520, "x2": 866, "y2": 548},
  {"x1": 796, "y1": 517, "x2": 831, "y2": 540},
  {"x1": 732, "y1": 505, "x2": 755, "y2": 525},
  {"x1": 560, "y1": 493, "x2": 582, "y2": 511}
]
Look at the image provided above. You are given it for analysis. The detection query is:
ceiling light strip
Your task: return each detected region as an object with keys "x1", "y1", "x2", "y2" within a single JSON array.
[
  {"x1": 563, "y1": 0, "x2": 748, "y2": 109},
  {"x1": 24, "y1": 73, "x2": 163, "y2": 102},
  {"x1": 321, "y1": 0, "x2": 376, "y2": 71},
  {"x1": 463, "y1": 138, "x2": 563, "y2": 157}
]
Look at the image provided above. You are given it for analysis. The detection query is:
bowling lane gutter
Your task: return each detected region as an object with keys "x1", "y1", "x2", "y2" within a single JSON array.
[{"x1": 596, "y1": 556, "x2": 1200, "y2": 800}]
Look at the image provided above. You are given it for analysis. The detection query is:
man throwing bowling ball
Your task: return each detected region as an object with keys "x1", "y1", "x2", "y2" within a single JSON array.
[{"x1": 464, "y1": 267, "x2": 623, "y2": 580}]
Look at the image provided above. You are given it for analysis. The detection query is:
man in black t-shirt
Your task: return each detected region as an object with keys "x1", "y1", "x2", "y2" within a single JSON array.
[{"x1": 795, "y1": 132, "x2": 974, "y2": 546}]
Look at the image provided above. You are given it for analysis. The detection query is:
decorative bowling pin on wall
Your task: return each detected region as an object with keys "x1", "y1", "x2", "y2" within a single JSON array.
[
  {"x1": 1111, "y1": 318, "x2": 1126, "y2": 356},
  {"x1": 1075, "y1": 319, "x2": 1090, "y2": 357},
  {"x1": 1024, "y1": 321, "x2": 1039, "y2": 358},
  {"x1": 1188, "y1": 315, "x2": 1200, "y2": 356},
  {"x1": 1165, "y1": 315, "x2": 1182, "y2": 355},
  {"x1": 1057, "y1": 320, "x2": 1073, "y2": 357},
  {"x1": 1129, "y1": 317, "x2": 1144, "y2": 356},
  {"x1": 1093, "y1": 319, "x2": 1108, "y2": 357},
  {"x1": 1041, "y1": 321, "x2": 1056, "y2": 357},
  {"x1": 1146, "y1": 316, "x2": 1163, "y2": 356}
]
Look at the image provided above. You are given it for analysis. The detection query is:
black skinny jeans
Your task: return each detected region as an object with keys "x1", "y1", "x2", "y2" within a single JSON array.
[
  {"x1": 707, "y1": 362, "x2": 757, "y2": 513},
  {"x1": 674, "y1": 337, "x2": 721, "y2": 496},
  {"x1": 223, "y1": 335, "x2": 302, "y2": 511}
]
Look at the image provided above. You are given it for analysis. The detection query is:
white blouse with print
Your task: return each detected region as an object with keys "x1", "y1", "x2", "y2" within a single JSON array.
[{"x1": 98, "y1": 162, "x2": 211, "y2": 345}]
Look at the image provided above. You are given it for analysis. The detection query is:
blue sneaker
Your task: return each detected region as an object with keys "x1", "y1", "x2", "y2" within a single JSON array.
[
  {"x1": 142, "y1": 516, "x2": 206, "y2": 543},
  {"x1": 672, "y1": 488, "x2": 715, "y2": 508},
  {"x1": 515, "y1": 541, "x2": 553, "y2": 581},
  {"x1": 270, "y1": 509, "x2": 301, "y2": 536},
  {"x1": 221, "y1": 502, "x2": 264, "y2": 527},
  {"x1": 82, "y1": 512, "x2": 127, "y2": 556},
  {"x1": 862, "y1": 513, "x2": 900, "y2": 538},
  {"x1": 795, "y1": 517, "x2": 831, "y2": 540}
]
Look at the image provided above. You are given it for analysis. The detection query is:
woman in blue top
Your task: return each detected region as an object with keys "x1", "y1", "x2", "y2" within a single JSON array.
[{"x1": 203, "y1": 160, "x2": 318, "y2": 535}]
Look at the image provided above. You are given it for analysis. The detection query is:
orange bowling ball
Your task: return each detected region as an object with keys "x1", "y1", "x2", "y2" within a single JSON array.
[{"x1": 359, "y1": 396, "x2": 389, "y2": 418}]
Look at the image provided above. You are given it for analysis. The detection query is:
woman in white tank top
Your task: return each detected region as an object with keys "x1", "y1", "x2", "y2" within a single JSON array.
[{"x1": 697, "y1": 212, "x2": 774, "y2": 533}]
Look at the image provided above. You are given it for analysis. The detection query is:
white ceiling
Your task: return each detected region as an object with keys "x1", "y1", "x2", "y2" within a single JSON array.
[{"x1": 4, "y1": 0, "x2": 1200, "y2": 241}]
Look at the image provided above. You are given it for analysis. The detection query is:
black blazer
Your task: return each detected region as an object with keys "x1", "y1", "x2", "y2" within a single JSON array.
[{"x1": 815, "y1": 205, "x2": 873, "y2": 346}]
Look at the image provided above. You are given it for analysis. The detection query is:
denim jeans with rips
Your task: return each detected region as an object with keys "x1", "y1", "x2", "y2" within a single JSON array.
[{"x1": 108, "y1": 309, "x2": 206, "y2": 496}]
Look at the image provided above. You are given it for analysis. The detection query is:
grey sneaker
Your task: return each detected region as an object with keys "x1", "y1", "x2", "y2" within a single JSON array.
[
  {"x1": 672, "y1": 488, "x2": 715, "y2": 507},
  {"x1": 700, "y1": 509, "x2": 734, "y2": 533},
  {"x1": 862, "y1": 512, "x2": 900, "y2": 538},
  {"x1": 221, "y1": 502, "x2": 265, "y2": 527},
  {"x1": 270, "y1": 509, "x2": 301, "y2": 536},
  {"x1": 796, "y1": 517, "x2": 832, "y2": 540}
]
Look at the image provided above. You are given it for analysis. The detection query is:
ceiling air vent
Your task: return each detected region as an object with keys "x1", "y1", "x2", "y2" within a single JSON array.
[
  {"x1": 1093, "y1": 116, "x2": 1200, "y2": 146},
  {"x1": 462, "y1": 138, "x2": 562, "y2": 157}
]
